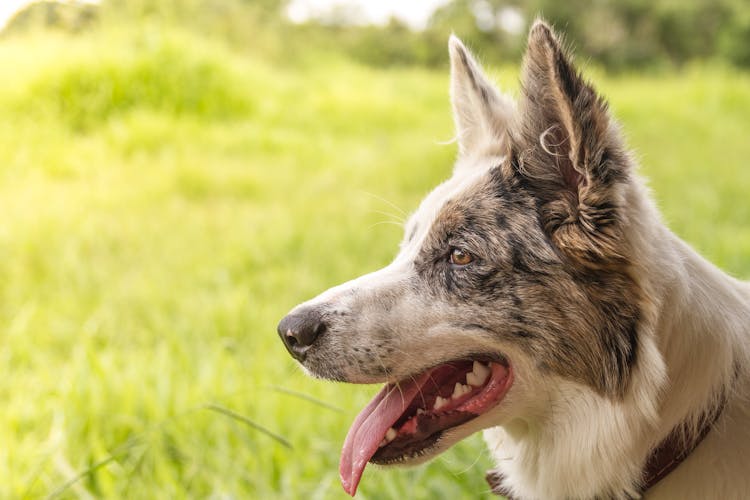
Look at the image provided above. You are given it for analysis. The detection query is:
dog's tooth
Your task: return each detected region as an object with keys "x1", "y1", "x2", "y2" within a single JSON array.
[
  {"x1": 472, "y1": 361, "x2": 491, "y2": 385},
  {"x1": 385, "y1": 427, "x2": 397, "y2": 442},
  {"x1": 452, "y1": 382, "x2": 463, "y2": 399},
  {"x1": 434, "y1": 396, "x2": 447, "y2": 410},
  {"x1": 379, "y1": 438, "x2": 388, "y2": 447},
  {"x1": 461, "y1": 383, "x2": 471, "y2": 395},
  {"x1": 473, "y1": 360, "x2": 489, "y2": 375},
  {"x1": 466, "y1": 372, "x2": 480, "y2": 387},
  {"x1": 417, "y1": 408, "x2": 425, "y2": 415}
]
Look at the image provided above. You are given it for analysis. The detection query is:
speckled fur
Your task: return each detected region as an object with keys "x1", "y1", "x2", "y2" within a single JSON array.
[{"x1": 281, "y1": 20, "x2": 750, "y2": 499}]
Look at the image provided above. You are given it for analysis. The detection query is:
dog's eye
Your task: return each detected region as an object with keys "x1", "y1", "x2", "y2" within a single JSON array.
[{"x1": 449, "y1": 248, "x2": 473, "y2": 266}]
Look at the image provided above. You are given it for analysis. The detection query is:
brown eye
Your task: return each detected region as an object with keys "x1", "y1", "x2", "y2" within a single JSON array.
[{"x1": 450, "y1": 248, "x2": 473, "y2": 266}]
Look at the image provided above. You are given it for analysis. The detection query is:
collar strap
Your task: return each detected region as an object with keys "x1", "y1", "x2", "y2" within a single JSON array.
[
  {"x1": 485, "y1": 403, "x2": 725, "y2": 498},
  {"x1": 639, "y1": 400, "x2": 724, "y2": 492}
]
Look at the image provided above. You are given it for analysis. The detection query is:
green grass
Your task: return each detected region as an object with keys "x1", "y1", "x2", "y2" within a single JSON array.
[{"x1": 0, "y1": 27, "x2": 748, "y2": 499}]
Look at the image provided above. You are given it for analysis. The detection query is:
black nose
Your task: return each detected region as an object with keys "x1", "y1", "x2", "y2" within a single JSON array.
[{"x1": 277, "y1": 306, "x2": 327, "y2": 362}]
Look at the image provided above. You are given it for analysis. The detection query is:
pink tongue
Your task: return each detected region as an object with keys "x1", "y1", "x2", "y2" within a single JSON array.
[{"x1": 339, "y1": 371, "x2": 431, "y2": 496}]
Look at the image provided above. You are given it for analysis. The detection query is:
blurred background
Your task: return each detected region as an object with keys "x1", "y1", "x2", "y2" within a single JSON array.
[{"x1": 0, "y1": 0, "x2": 748, "y2": 498}]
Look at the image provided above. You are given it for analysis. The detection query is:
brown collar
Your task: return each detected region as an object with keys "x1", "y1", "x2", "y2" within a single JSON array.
[{"x1": 485, "y1": 403, "x2": 725, "y2": 498}]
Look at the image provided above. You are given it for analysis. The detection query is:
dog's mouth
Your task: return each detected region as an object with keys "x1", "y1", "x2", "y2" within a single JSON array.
[{"x1": 339, "y1": 356, "x2": 513, "y2": 496}]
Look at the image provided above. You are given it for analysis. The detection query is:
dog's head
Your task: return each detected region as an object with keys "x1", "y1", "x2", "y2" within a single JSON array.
[{"x1": 279, "y1": 21, "x2": 652, "y2": 495}]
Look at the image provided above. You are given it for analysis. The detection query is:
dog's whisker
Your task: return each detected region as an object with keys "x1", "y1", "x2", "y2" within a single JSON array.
[
  {"x1": 366, "y1": 209, "x2": 405, "y2": 224},
  {"x1": 359, "y1": 191, "x2": 408, "y2": 217},
  {"x1": 434, "y1": 135, "x2": 458, "y2": 146},
  {"x1": 393, "y1": 381, "x2": 407, "y2": 410},
  {"x1": 449, "y1": 448, "x2": 486, "y2": 476},
  {"x1": 406, "y1": 372, "x2": 428, "y2": 410},
  {"x1": 372, "y1": 348, "x2": 393, "y2": 386}
]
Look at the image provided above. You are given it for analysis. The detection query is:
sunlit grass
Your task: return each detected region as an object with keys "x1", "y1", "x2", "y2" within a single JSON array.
[{"x1": 0, "y1": 27, "x2": 748, "y2": 498}]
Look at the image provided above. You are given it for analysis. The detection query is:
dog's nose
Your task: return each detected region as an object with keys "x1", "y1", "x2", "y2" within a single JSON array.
[{"x1": 277, "y1": 307, "x2": 327, "y2": 362}]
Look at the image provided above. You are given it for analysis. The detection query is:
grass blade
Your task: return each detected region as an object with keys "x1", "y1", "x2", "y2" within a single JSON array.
[
  {"x1": 269, "y1": 385, "x2": 343, "y2": 413},
  {"x1": 204, "y1": 404, "x2": 293, "y2": 449},
  {"x1": 47, "y1": 452, "x2": 124, "y2": 499}
]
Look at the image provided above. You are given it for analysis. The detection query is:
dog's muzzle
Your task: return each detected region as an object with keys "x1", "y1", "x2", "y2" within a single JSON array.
[{"x1": 277, "y1": 306, "x2": 327, "y2": 362}]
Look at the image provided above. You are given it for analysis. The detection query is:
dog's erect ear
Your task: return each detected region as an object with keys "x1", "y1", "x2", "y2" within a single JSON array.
[
  {"x1": 449, "y1": 35, "x2": 513, "y2": 159},
  {"x1": 512, "y1": 20, "x2": 631, "y2": 265}
]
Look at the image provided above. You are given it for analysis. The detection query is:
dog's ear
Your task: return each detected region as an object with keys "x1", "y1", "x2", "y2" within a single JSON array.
[
  {"x1": 449, "y1": 35, "x2": 513, "y2": 160},
  {"x1": 511, "y1": 20, "x2": 631, "y2": 266}
]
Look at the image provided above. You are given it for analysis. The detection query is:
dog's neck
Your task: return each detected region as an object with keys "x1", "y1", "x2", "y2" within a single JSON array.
[
  {"x1": 486, "y1": 184, "x2": 750, "y2": 499},
  {"x1": 487, "y1": 397, "x2": 726, "y2": 498},
  {"x1": 648, "y1": 231, "x2": 747, "y2": 440}
]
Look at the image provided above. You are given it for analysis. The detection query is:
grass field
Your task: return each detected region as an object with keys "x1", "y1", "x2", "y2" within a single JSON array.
[{"x1": 0, "y1": 27, "x2": 749, "y2": 499}]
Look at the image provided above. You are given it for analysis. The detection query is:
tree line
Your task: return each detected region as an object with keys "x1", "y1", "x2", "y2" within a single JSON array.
[{"x1": 5, "y1": 0, "x2": 749, "y2": 70}]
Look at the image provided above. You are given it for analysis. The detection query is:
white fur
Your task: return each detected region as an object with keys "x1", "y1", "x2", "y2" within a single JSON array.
[{"x1": 484, "y1": 176, "x2": 750, "y2": 498}]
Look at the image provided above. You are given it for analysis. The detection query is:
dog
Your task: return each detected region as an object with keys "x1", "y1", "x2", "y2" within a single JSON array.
[{"x1": 277, "y1": 20, "x2": 750, "y2": 499}]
